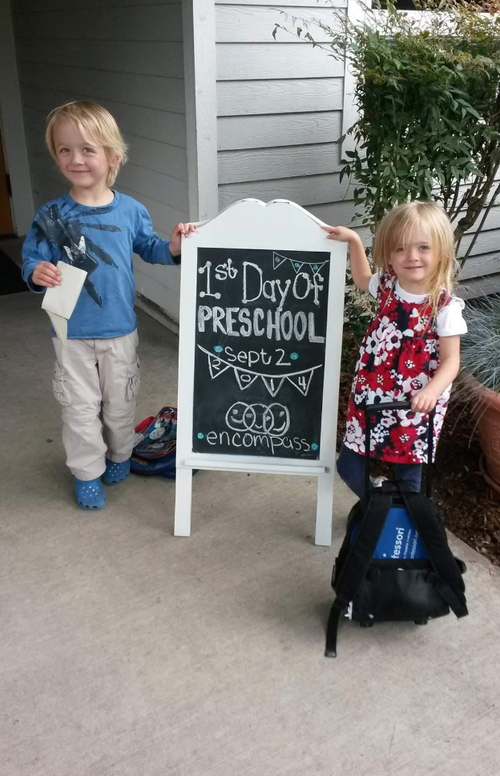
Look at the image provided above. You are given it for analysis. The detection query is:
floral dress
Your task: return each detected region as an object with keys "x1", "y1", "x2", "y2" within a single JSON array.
[{"x1": 344, "y1": 272, "x2": 455, "y2": 464}]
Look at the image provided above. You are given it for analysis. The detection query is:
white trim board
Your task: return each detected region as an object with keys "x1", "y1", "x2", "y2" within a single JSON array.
[
  {"x1": 341, "y1": 0, "x2": 371, "y2": 157},
  {"x1": 174, "y1": 198, "x2": 347, "y2": 546},
  {"x1": 183, "y1": 0, "x2": 218, "y2": 221}
]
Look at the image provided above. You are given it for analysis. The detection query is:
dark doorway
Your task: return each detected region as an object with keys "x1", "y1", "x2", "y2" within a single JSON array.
[
  {"x1": 0, "y1": 127, "x2": 14, "y2": 237},
  {"x1": 0, "y1": 246, "x2": 27, "y2": 295}
]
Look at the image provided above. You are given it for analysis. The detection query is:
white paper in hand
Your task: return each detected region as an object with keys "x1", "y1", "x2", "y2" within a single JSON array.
[{"x1": 41, "y1": 262, "x2": 87, "y2": 341}]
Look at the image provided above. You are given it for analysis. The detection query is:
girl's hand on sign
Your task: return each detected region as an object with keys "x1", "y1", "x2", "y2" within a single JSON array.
[
  {"x1": 411, "y1": 386, "x2": 438, "y2": 414},
  {"x1": 32, "y1": 260, "x2": 62, "y2": 288},
  {"x1": 169, "y1": 222, "x2": 197, "y2": 257},
  {"x1": 323, "y1": 224, "x2": 370, "y2": 290},
  {"x1": 322, "y1": 225, "x2": 359, "y2": 244}
]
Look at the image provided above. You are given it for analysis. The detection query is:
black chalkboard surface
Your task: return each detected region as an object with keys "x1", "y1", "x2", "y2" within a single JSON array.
[{"x1": 192, "y1": 247, "x2": 330, "y2": 460}]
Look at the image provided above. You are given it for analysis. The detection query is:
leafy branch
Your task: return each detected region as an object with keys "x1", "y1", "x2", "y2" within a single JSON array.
[{"x1": 274, "y1": 0, "x2": 500, "y2": 266}]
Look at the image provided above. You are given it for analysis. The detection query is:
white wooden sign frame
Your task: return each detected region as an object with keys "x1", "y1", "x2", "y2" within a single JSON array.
[{"x1": 174, "y1": 199, "x2": 346, "y2": 546}]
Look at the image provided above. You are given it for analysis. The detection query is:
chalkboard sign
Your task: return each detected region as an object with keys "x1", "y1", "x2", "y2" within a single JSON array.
[
  {"x1": 174, "y1": 199, "x2": 346, "y2": 546},
  {"x1": 192, "y1": 247, "x2": 330, "y2": 459}
]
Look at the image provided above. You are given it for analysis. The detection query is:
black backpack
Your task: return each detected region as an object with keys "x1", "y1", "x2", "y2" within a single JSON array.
[{"x1": 325, "y1": 401, "x2": 468, "y2": 658}]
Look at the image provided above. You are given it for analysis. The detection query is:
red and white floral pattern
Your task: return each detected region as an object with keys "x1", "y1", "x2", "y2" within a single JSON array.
[{"x1": 344, "y1": 272, "x2": 450, "y2": 464}]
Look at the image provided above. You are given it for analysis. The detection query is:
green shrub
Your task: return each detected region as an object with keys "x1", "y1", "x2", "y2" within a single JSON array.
[{"x1": 274, "y1": 0, "x2": 500, "y2": 266}]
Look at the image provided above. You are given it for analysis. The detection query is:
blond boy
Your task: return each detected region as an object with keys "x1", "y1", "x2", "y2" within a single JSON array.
[{"x1": 22, "y1": 101, "x2": 195, "y2": 509}]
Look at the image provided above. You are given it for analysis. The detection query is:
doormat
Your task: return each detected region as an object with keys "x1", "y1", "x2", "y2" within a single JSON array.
[{"x1": 0, "y1": 249, "x2": 28, "y2": 295}]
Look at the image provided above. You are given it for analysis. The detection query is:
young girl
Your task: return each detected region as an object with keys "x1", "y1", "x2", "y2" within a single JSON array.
[
  {"x1": 325, "y1": 201, "x2": 467, "y2": 498},
  {"x1": 22, "y1": 100, "x2": 195, "y2": 511}
]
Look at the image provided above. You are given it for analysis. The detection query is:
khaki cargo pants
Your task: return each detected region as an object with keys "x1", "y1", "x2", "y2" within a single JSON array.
[{"x1": 52, "y1": 331, "x2": 140, "y2": 481}]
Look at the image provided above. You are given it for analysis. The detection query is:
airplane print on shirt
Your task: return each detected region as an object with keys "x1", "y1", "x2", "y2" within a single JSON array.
[{"x1": 32, "y1": 203, "x2": 121, "y2": 307}]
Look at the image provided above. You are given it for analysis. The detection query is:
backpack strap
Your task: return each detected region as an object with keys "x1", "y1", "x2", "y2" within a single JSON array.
[
  {"x1": 333, "y1": 489, "x2": 393, "y2": 609},
  {"x1": 325, "y1": 605, "x2": 341, "y2": 658},
  {"x1": 326, "y1": 490, "x2": 393, "y2": 657},
  {"x1": 398, "y1": 484, "x2": 468, "y2": 618},
  {"x1": 331, "y1": 500, "x2": 365, "y2": 587}
]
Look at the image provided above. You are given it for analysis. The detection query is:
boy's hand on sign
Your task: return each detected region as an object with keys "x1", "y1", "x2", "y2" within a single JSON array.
[
  {"x1": 169, "y1": 222, "x2": 197, "y2": 257},
  {"x1": 411, "y1": 387, "x2": 438, "y2": 414},
  {"x1": 32, "y1": 261, "x2": 62, "y2": 288},
  {"x1": 322, "y1": 225, "x2": 359, "y2": 244}
]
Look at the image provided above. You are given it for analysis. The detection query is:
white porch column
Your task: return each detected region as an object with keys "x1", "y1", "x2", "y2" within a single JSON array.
[{"x1": 183, "y1": 0, "x2": 219, "y2": 222}]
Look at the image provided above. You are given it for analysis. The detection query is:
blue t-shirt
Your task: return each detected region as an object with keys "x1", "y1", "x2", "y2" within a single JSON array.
[{"x1": 22, "y1": 191, "x2": 178, "y2": 339}]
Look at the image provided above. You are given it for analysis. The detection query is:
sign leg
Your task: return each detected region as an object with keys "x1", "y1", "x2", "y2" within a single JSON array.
[
  {"x1": 174, "y1": 467, "x2": 193, "y2": 537},
  {"x1": 315, "y1": 473, "x2": 334, "y2": 546}
]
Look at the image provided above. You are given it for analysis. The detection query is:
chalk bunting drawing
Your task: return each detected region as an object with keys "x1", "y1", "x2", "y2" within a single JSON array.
[
  {"x1": 198, "y1": 345, "x2": 320, "y2": 397},
  {"x1": 273, "y1": 251, "x2": 329, "y2": 277}
]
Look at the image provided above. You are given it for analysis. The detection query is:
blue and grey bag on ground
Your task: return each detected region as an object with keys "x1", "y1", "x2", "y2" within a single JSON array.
[
  {"x1": 130, "y1": 407, "x2": 177, "y2": 478},
  {"x1": 325, "y1": 401, "x2": 468, "y2": 658}
]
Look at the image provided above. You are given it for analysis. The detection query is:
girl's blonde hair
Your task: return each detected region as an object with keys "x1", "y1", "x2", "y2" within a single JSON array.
[
  {"x1": 372, "y1": 201, "x2": 455, "y2": 317},
  {"x1": 45, "y1": 100, "x2": 128, "y2": 187}
]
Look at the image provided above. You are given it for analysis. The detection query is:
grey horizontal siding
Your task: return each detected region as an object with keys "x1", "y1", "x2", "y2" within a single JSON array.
[
  {"x1": 460, "y1": 252, "x2": 500, "y2": 281},
  {"x1": 19, "y1": 61, "x2": 185, "y2": 114},
  {"x1": 217, "y1": 43, "x2": 344, "y2": 80},
  {"x1": 17, "y1": 39, "x2": 184, "y2": 81},
  {"x1": 219, "y1": 172, "x2": 352, "y2": 210},
  {"x1": 13, "y1": 0, "x2": 187, "y2": 322},
  {"x1": 216, "y1": 0, "x2": 346, "y2": 226},
  {"x1": 458, "y1": 273, "x2": 500, "y2": 299},
  {"x1": 218, "y1": 143, "x2": 342, "y2": 184},
  {"x1": 15, "y1": 5, "x2": 182, "y2": 41},
  {"x1": 15, "y1": 0, "x2": 172, "y2": 9},
  {"x1": 216, "y1": 5, "x2": 342, "y2": 43},
  {"x1": 448, "y1": 186, "x2": 500, "y2": 289},
  {"x1": 218, "y1": 112, "x2": 342, "y2": 151},
  {"x1": 217, "y1": 78, "x2": 343, "y2": 117}
]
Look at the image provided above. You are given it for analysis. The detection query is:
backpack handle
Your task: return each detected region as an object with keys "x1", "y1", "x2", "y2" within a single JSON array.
[{"x1": 363, "y1": 401, "x2": 435, "y2": 498}]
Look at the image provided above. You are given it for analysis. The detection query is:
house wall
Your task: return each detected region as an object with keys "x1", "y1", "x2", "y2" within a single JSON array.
[
  {"x1": 11, "y1": 0, "x2": 186, "y2": 325},
  {"x1": 10, "y1": 0, "x2": 500, "y2": 313},
  {"x1": 452, "y1": 186, "x2": 500, "y2": 299},
  {"x1": 215, "y1": 0, "x2": 500, "y2": 300},
  {"x1": 215, "y1": 0, "x2": 353, "y2": 225}
]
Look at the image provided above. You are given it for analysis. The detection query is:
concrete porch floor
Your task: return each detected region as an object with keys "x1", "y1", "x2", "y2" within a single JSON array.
[{"x1": 1, "y1": 291, "x2": 499, "y2": 776}]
